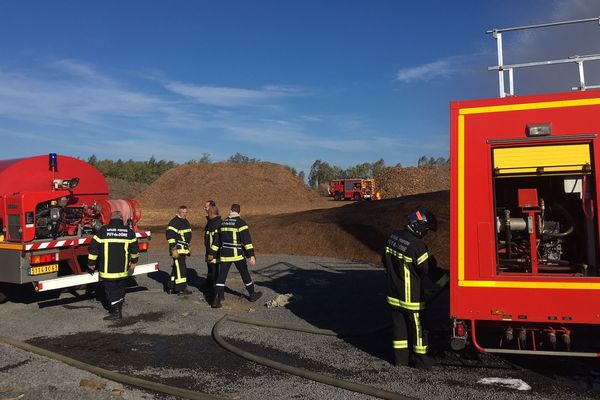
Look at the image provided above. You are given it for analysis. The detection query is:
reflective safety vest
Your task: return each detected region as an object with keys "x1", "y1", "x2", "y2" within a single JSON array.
[
  {"x1": 166, "y1": 216, "x2": 192, "y2": 255},
  {"x1": 204, "y1": 215, "x2": 222, "y2": 264},
  {"x1": 382, "y1": 228, "x2": 447, "y2": 312},
  {"x1": 88, "y1": 218, "x2": 139, "y2": 280},
  {"x1": 210, "y1": 215, "x2": 254, "y2": 263}
]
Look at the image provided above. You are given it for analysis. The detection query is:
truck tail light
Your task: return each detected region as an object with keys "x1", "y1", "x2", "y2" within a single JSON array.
[
  {"x1": 456, "y1": 322, "x2": 466, "y2": 337},
  {"x1": 30, "y1": 253, "x2": 59, "y2": 265},
  {"x1": 139, "y1": 242, "x2": 149, "y2": 251}
]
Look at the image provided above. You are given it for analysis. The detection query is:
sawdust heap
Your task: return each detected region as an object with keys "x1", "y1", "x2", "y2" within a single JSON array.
[
  {"x1": 375, "y1": 166, "x2": 450, "y2": 199},
  {"x1": 136, "y1": 162, "x2": 321, "y2": 215}
]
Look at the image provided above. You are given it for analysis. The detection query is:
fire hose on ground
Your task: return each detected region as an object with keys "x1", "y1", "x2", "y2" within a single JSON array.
[
  {"x1": 0, "y1": 282, "x2": 449, "y2": 400},
  {"x1": 0, "y1": 335, "x2": 228, "y2": 400}
]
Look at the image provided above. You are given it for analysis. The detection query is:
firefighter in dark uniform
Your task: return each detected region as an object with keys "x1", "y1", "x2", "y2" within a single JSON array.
[
  {"x1": 204, "y1": 203, "x2": 221, "y2": 299},
  {"x1": 88, "y1": 211, "x2": 139, "y2": 321},
  {"x1": 209, "y1": 203, "x2": 262, "y2": 308},
  {"x1": 382, "y1": 206, "x2": 449, "y2": 369},
  {"x1": 166, "y1": 205, "x2": 192, "y2": 295}
]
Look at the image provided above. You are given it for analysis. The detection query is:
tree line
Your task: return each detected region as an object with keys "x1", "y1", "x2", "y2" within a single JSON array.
[{"x1": 87, "y1": 153, "x2": 448, "y2": 186}]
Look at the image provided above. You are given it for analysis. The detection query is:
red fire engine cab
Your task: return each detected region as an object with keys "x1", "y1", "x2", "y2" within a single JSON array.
[
  {"x1": 450, "y1": 17, "x2": 600, "y2": 356},
  {"x1": 329, "y1": 178, "x2": 381, "y2": 201},
  {"x1": 0, "y1": 154, "x2": 157, "y2": 303}
]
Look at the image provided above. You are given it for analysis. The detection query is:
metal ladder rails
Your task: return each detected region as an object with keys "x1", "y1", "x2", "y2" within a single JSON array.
[{"x1": 488, "y1": 17, "x2": 600, "y2": 97}]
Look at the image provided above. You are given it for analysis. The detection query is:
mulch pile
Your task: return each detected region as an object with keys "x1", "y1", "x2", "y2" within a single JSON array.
[
  {"x1": 136, "y1": 162, "x2": 324, "y2": 217},
  {"x1": 375, "y1": 166, "x2": 450, "y2": 199},
  {"x1": 137, "y1": 162, "x2": 450, "y2": 266},
  {"x1": 250, "y1": 190, "x2": 450, "y2": 267}
]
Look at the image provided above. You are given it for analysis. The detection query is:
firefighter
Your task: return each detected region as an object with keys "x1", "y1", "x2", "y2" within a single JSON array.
[
  {"x1": 382, "y1": 206, "x2": 449, "y2": 369},
  {"x1": 209, "y1": 203, "x2": 262, "y2": 308},
  {"x1": 166, "y1": 205, "x2": 192, "y2": 295},
  {"x1": 204, "y1": 203, "x2": 221, "y2": 299},
  {"x1": 88, "y1": 211, "x2": 139, "y2": 321}
]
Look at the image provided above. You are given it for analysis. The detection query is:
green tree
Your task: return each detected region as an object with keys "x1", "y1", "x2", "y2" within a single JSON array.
[{"x1": 228, "y1": 152, "x2": 259, "y2": 163}]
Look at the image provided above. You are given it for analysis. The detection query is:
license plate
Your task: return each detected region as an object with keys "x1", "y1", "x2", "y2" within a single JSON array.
[{"x1": 29, "y1": 264, "x2": 59, "y2": 276}]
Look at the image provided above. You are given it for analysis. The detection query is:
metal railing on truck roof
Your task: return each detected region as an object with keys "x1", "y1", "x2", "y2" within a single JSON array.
[{"x1": 487, "y1": 17, "x2": 600, "y2": 97}]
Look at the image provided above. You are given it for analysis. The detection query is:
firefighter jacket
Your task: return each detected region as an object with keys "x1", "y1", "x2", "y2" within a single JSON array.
[
  {"x1": 209, "y1": 213, "x2": 254, "y2": 263},
  {"x1": 88, "y1": 218, "x2": 139, "y2": 280},
  {"x1": 166, "y1": 216, "x2": 192, "y2": 255},
  {"x1": 204, "y1": 215, "x2": 222, "y2": 263},
  {"x1": 382, "y1": 228, "x2": 448, "y2": 312}
]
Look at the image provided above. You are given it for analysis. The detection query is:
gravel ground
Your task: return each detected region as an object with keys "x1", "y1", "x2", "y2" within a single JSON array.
[{"x1": 1, "y1": 251, "x2": 599, "y2": 400}]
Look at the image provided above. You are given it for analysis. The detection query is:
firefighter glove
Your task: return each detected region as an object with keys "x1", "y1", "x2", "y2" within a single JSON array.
[{"x1": 171, "y1": 248, "x2": 180, "y2": 259}]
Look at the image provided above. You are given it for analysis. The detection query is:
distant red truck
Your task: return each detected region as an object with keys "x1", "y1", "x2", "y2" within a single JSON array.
[{"x1": 328, "y1": 178, "x2": 381, "y2": 201}]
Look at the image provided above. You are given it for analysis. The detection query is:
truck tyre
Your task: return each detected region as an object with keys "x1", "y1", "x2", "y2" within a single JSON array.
[
  {"x1": 353, "y1": 192, "x2": 361, "y2": 201},
  {"x1": 333, "y1": 192, "x2": 341, "y2": 201},
  {"x1": 0, "y1": 291, "x2": 6, "y2": 304}
]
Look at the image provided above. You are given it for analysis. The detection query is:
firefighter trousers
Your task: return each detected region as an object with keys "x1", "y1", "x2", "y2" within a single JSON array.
[
  {"x1": 104, "y1": 279, "x2": 126, "y2": 308},
  {"x1": 391, "y1": 308, "x2": 430, "y2": 369},
  {"x1": 170, "y1": 255, "x2": 188, "y2": 292},
  {"x1": 206, "y1": 262, "x2": 219, "y2": 293},
  {"x1": 215, "y1": 260, "x2": 255, "y2": 298}
]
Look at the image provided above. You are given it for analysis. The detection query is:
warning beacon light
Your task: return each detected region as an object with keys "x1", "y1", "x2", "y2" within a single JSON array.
[{"x1": 48, "y1": 153, "x2": 58, "y2": 171}]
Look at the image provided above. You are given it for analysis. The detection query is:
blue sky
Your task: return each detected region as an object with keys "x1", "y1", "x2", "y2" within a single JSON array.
[{"x1": 1, "y1": 0, "x2": 599, "y2": 174}]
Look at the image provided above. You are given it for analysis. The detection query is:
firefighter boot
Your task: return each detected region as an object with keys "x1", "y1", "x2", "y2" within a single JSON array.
[
  {"x1": 103, "y1": 303, "x2": 122, "y2": 321},
  {"x1": 211, "y1": 294, "x2": 222, "y2": 309},
  {"x1": 412, "y1": 354, "x2": 432, "y2": 371},
  {"x1": 248, "y1": 291, "x2": 263, "y2": 303}
]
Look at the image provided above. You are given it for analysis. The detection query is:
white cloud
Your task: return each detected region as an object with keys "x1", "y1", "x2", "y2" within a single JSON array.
[
  {"x1": 164, "y1": 81, "x2": 308, "y2": 107},
  {"x1": 396, "y1": 59, "x2": 455, "y2": 83}
]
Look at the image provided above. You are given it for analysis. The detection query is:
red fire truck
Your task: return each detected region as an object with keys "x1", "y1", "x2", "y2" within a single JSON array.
[
  {"x1": 329, "y1": 178, "x2": 381, "y2": 201},
  {"x1": 0, "y1": 154, "x2": 157, "y2": 303},
  {"x1": 450, "y1": 17, "x2": 600, "y2": 356}
]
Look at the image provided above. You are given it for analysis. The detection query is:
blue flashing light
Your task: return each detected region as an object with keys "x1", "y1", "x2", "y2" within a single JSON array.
[{"x1": 49, "y1": 153, "x2": 58, "y2": 171}]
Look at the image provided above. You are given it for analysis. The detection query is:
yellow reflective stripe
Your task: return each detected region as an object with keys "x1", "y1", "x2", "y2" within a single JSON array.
[
  {"x1": 238, "y1": 225, "x2": 248, "y2": 232},
  {"x1": 404, "y1": 264, "x2": 411, "y2": 303},
  {"x1": 99, "y1": 271, "x2": 128, "y2": 279},
  {"x1": 220, "y1": 255, "x2": 244, "y2": 262},
  {"x1": 220, "y1": 227, "x2": 238, "y2": 232},
  {"x1": 400, "y1": 300, "x2": 425, "y2": 311},
  {"x1": 417, "y1": 251, "x2": 430, "y2": 265},
  {"x1": 130, "y1": 253, "x2": 139, "y2": 259},
  {"x1": 167, "y1": 239, "x2": 176, "y2": 243},
  {"x1": 233, "y1": 231, "x2": 238, "y2": 258},
  {"x1": 244, "y1": 244, "x2": 254, "y2": 250},
  {"x1": 387, "y1": 296, "x2": 425, "y2": 311},
  {"x1": 387, "y1": 296, "x2": 401, "y2": 306},
  {"x1": 174, "y1": 258, "x2": 187, "y2": 284},
  {"x1": 210, "y1": 244, "x2": 219, "y2": 251},
  {"x1": 179, "y1": 228, "x2": 192, "y2": 233},
  {"x1": 167, "y1": 226, "x2": 191, "y2": 234},
  {"x1": 92, "y1": 235, "x2": 102, "y2": 242},
  {"x1": 413, "y1": 345, "x2": 428, "y2": 354},
  {"x1": 177, "y1": 249, "x2": 190, "y2": 255},
  {"x1": 414, "y1": 313, "x2": 424, "y2": 351},
  {"x1": 87, "y1": 254, "x2": 98, "y2": 260},
  {"x1": 103, "y1": 242, "x2": 109, "y2": 275},
  {"x1": 385, "y1": 247, "x2": 412, "y2": 262},
  {"x1": 393, "y1": 340, "x2": 408, "y2": 349}
]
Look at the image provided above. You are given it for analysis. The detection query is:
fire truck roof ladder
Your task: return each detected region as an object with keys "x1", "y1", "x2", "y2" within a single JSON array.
[{"x1": 487, "y1": 16, "x2": 600, "y2": 97}]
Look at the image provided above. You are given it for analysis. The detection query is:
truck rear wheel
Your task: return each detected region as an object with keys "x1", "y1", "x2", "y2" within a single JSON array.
[
  {"x1": 333, "y1": 192, "x2": 341, "y2": 201},
  {"x1": 353, "y1": 192, "x2": 361, "y2": 201}
]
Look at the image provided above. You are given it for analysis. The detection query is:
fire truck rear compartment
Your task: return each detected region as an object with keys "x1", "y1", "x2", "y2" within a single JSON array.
[{"x1": 492, "y1": 143, "x2": 598, "y2": 277}]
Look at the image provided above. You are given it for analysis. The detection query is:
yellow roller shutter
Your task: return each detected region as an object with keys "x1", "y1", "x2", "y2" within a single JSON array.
[{"x1": 493, "y1": 144, "x2": 591, "y2": 175}]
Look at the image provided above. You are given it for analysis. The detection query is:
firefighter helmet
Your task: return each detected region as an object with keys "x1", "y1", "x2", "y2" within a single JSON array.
[{"x1": 407, "y1": 207, "x2": 437, "y2": 237}]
